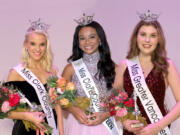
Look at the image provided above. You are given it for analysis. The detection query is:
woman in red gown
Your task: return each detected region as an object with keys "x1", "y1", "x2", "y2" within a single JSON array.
[{"x1": 114, "y1": 11, "x2": 180, "y2": 135}]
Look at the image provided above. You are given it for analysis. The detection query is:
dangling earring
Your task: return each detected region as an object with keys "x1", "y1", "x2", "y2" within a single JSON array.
[
  {"x1": 25, "y1": 48, "x2": 29, "y2": 60},
  {"x1": 99, "y1": 40, "x2": 102, "y2": 46}
]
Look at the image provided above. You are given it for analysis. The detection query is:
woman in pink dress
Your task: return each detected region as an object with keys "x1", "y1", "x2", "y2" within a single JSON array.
[{"x1": 62, "y1": 14, "x2": 118, "y2": 135}]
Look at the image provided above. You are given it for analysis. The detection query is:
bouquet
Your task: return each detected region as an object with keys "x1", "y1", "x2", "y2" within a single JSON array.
[
  {"x1": 47, "y1": 76, "x2": 94, "y2": 119},
  {"x1": 0, "y1": 82, "x2": 26, "y2": 118},
  {"x1": 47, "y1": 76, "x2": 76, "y2": 108},
  {"x1": 101, "y1": 89, "x2": 147, "y2": 128},
  {"x1": 0, "y1": 82, "x2": 52, "y2": 135}
]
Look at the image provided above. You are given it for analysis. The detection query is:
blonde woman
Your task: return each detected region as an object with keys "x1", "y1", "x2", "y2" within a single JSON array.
[{"x1": 5, "y1": 19, "x2": 64, "y2": 135}]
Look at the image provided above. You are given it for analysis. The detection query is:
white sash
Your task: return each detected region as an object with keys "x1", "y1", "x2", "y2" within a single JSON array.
[
  {"x1": 72, "y1": 58, "x2": 122, "y2": 135},
  {"x1": 126, "y1": 56, "x2": 171, "y2": 135},
  {"x1": 14, "y1": 64, "x2": 58, "y2": 135}
]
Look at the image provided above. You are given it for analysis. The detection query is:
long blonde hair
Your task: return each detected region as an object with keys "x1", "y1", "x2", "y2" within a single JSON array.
[{"x1": 21, "y1": 31, "x2": 54, "y2": 72}]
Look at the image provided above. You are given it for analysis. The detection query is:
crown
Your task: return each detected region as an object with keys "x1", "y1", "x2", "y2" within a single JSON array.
[
  {"x1": 74, "y1": 13, "x2": 94, "y2": 26},
  {"x1": 27, "y1": 18, "x2": 50, "y2": 35},
  {"x1": 137, "y1": 10, "x2": 160, "y2": 22}
]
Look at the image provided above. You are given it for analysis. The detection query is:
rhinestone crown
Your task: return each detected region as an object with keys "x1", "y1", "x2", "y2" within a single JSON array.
[
  {"x1": 137, "y1": 10, "x2": 159, "y2": 22},
  {"x1": 27, "y1": 18, "x2": 50, "y2": 35},
  {"x1": 74, "y1": 13, "x2": 94, "y2": 26}
]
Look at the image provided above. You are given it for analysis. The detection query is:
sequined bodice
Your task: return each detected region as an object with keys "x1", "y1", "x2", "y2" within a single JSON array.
[
  {"x1": 123, "y1": 67, "x2": 167, "y2": 124},
  {"x1": 72, "y1": 52, "x2": 109, "y2": 98}
]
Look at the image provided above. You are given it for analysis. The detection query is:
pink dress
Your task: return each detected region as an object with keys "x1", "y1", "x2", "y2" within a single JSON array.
[{"x1": 65, "y1": 52, "x2": 111, "y2": 135}]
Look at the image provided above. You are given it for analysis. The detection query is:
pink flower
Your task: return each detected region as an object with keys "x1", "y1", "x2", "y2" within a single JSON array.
[
  {"x1": 119, "y1": 91, "x2": 128, "y2": 100},
  {"x1": 49, "y1": 87, "x2": 55, "y2": 97},
  {"x1": 100, "y1": 102, "x2": 107, "y2": 108},
  {"x1": 8, "y1": 93, "x2": 20, "y2": 107},
  {"x1": 48, "y1": 87, "x2": 58, "y2": 102},
  {"x1": 124, "y1": 99, "x2": 134, "y2": 107},
  {"x1": 115, "y1": 96, "x2": 119, "y2": 101},
  {"x1": 116, "y1": 108, "x2": 128, "y2": 117},
  {"x1": 1, "y1": 101, "x2": 11, "y2": 113},
  {"x1": 2, "y1": 86, "x2": 8, "y2": 93}
]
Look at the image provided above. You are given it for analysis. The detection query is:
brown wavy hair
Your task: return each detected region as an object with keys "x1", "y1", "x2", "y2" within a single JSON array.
[{"x1": 127, "y1": 20, "x2": 169, "y2": 76}]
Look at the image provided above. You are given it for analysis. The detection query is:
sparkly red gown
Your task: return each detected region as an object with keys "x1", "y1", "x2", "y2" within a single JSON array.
[{"x1": 123, "y1": 67, "x2": 168, "y2": 135}]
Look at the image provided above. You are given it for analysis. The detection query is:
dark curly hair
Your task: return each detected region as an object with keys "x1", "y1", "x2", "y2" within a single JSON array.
[{"x1": 68, "y1": 21, "x2": 115, "y2": 89}]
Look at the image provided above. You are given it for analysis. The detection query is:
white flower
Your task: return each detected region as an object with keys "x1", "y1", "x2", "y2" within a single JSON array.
[
  {"x1": 20, "y1": 98, "x2": 27, "y2": 104},
  {"x1": 115, "y1": 106, "x2": 120, "y2": 110},
  {"x1": 57, "y1": 88, "x2": 63, "y2": 94}
]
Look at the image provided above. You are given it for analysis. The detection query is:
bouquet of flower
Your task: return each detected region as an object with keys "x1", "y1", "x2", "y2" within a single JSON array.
[
  {"x1": 47, "y1": 76, "x2": 76, "y2": 108},
  {"x1": 101, "y1": 89, "x2": 147, "y2": 127},
  {"x1": 0, "y1": 83, "x2": 26, "y2": 118},
  {"x1": 0, "y1": 82, "x2": 52, "y2": 135},
  {"x1": 47, "y1": 76, "x2": 95, "y2": 119}
]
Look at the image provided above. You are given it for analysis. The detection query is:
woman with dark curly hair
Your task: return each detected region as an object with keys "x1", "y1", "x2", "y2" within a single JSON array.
[
  {"x1": 114, "y1": 11, "x2": 180, "y2": 135},
  {"x1": 62, "y1": 14, "x2": 119, "y2": 135}
]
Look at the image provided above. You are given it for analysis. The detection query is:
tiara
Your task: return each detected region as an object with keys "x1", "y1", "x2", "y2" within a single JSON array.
[
  {"x1": 27, "y1": 18, "x2": 50, "y2": 35},
  {"x1": 137, "y1": 10, "x2": 160, "y2": 22},
  {"x1": 74, "y1": 13, "x2": 94, "y2": 26}
]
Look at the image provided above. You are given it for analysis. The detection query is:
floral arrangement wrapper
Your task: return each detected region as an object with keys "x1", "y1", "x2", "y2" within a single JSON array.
[
  {"x1": 0, "y1": 82, "x2": 52, "y2": 134},
  {"x1": 101, "y1": 89, "x2": 147, "y2": 127},
  {"x1": 47, "y1": 76, "x2": 76, "y2": 108}
]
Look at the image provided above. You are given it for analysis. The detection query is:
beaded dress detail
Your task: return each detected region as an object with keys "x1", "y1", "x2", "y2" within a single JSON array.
[
  {"x1": 123, "y1": 67, "x2": 168, "y2": 135},
  {"x1": 65, "y1": 52, "x2": 111, "y2": 135},
  {"x1": 72, "y1": 51, "x2": 108, "y2": 98}
]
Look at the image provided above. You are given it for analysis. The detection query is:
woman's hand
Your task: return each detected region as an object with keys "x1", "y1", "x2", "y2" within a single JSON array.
[
  {"x1": 25, "y1": 111, "x2": 47, "y2": 131},
  {"x1": 123, "y1": 119, "x2": 143, "y2": 133},
  {"x1": 86, "y1": 112, "x2": 109, "y2": 126},
  {"x1": 69, "y1": 106, "x2": 89, "y2": 124},
  {"x1": 135, "y1": 123, "x2": 161, "y2": 135}
]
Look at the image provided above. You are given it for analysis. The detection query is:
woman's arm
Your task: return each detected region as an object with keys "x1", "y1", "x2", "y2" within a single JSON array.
[
  {"x1": 86, "y1": 111, "x2": 111, "y2": 126},
  {"x1": 55, "y1": 105, "x2": 64, "y2": 135},
  {"x1": 113, "y1": 60, "x2": 127, "y2": 90},
  {"x1": 6, "y1": 69, "x2": 46, "y2": 131},
  {"x1": 61, "y1": 64, "x2": 89, "y2": 125},
  {"x1": 113, "y1": 60, "x2": 142, "y2": 132},
  {"x1": 52, "y1": 65, "x2": 64, "y2": 135},
  {"x1": 86, "y1": 64, "x2": 120, "y2": 126}
]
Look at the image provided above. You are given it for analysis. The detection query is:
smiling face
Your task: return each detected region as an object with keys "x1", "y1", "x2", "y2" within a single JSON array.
[
  {"x1": 137, "y1": 25, "x2": 159, "y2": 56},
  {"x1": 25, "y1": 32, "x2": 47, "y2": 62},
  {"x1": 78, "y1": 26, "x2": 100, "y2": 54}
]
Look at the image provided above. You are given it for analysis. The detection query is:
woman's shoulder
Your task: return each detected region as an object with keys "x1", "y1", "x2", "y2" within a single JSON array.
[
  {"x1": 117, "y1": 59, "x2": 128, "y2": 72},
  {"x1": 63, "y1": 63, "x2": 74, "y2": 72},
  {"x1": 166, "y1": 59, "x2": 179, "y2": 74},
  {"x1": 167, "y1": 59, "x2": 174, "y2": 66},
  {"x1": 62, "y1": 63, "x2": 74, "y2": 81},
  {"x1": 7, "y1": 68, "x2": 24, "y2": 82}
]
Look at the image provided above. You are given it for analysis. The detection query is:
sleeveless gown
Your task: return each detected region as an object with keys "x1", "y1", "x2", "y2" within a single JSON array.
[
  {"x1": 123, "y1": 67, "x2": 168, "y2": 135},
  {"x1": 64, "y1": 52, "x2": 111, "y2": 135},
  {"x1": 4, "y1": 81, "x2": 57, "y2": 135}
]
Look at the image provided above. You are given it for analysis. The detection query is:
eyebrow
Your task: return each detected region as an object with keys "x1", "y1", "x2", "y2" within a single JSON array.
[
  {"x1": 79, "y1": 33, "x2": 97, "y2": 37},
  {"x1": 139, "y1": 31, "x2": 158, "y2": 34}
]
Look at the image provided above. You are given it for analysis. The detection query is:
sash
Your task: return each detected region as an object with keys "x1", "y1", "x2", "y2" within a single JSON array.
[
  {"x1": 14, "y1": 64, "x2": 58, "y2": 135},
  {"x1": 72, "y1": 58, "x2": 122, "y2": 135},
  {"x1": 126, "y1": 56, "x2": 171, "y2": 135}
]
